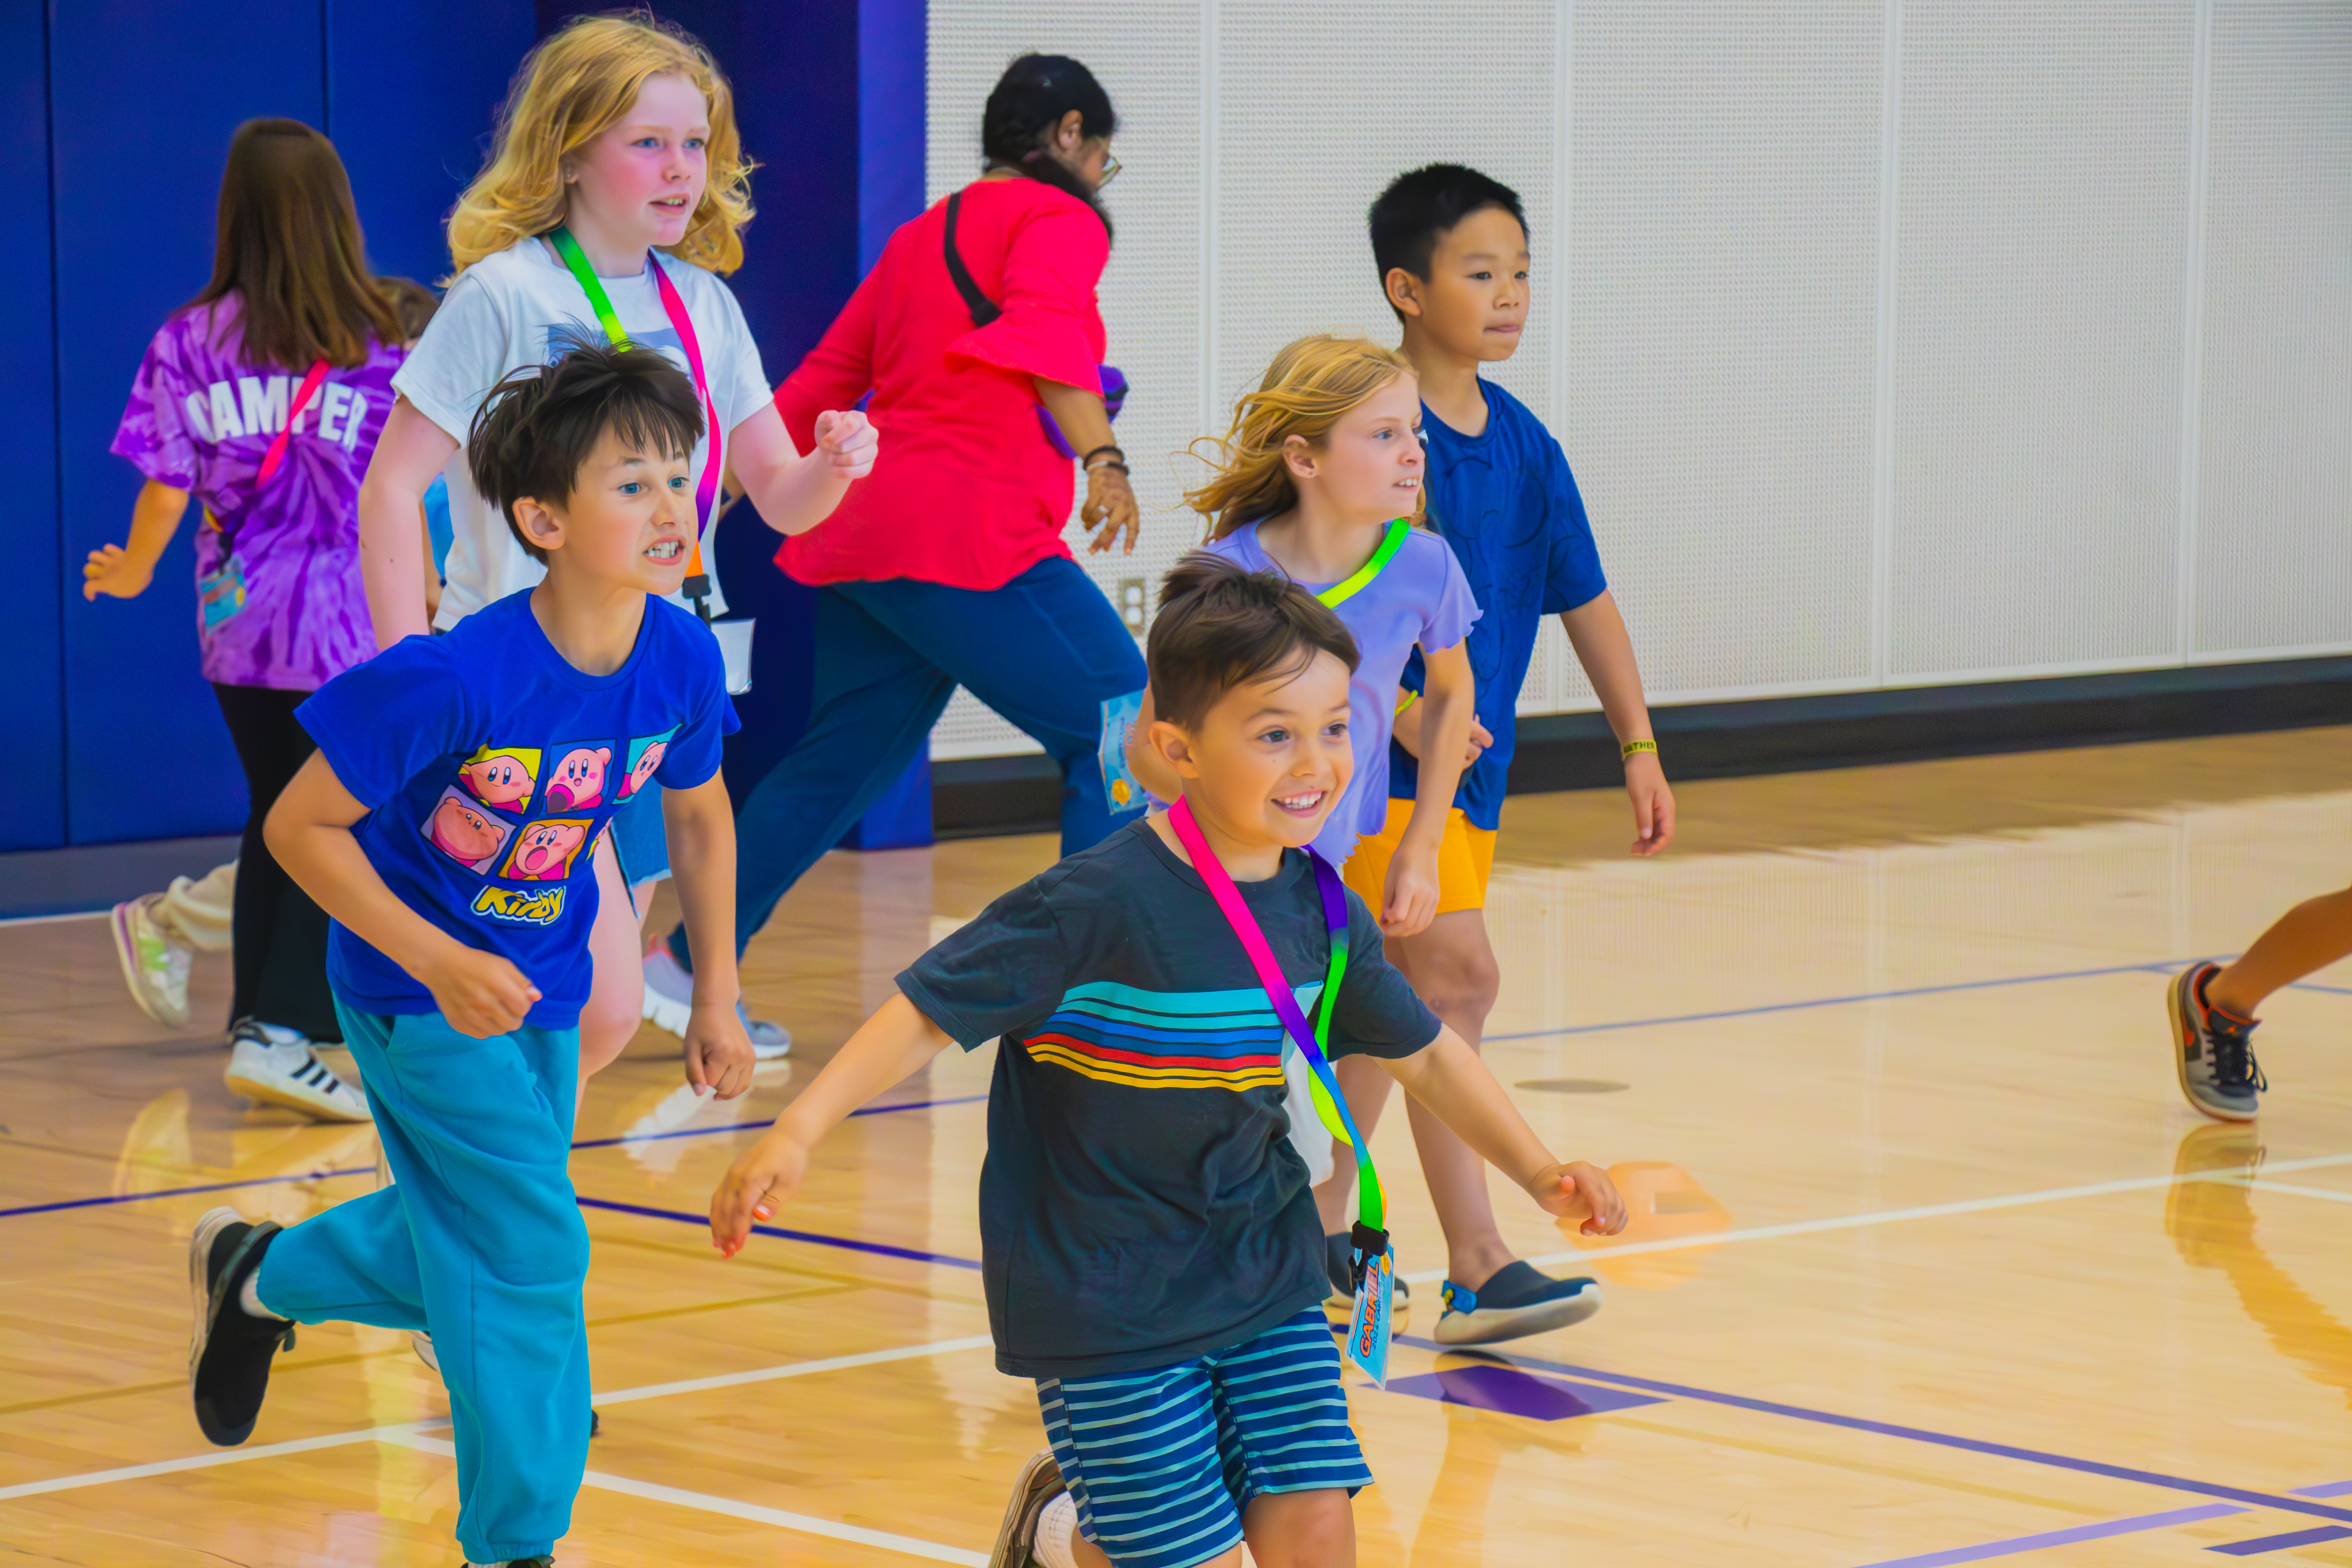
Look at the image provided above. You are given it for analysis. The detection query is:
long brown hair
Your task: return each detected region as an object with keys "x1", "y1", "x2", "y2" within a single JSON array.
[
  {"x1": 447, "y1": 12, "x2": 755, "y2": 277},
  {"x1": 186, "y1": 119, "x2": 402, "y2": 371},
  {"x1": 1184, "y1": 335, "x2": 1417, "y2": 537}
]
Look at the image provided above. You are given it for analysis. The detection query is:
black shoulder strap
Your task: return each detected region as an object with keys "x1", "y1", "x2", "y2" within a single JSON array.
[{"x1": 943, "y1": 191, "x2": 1002, "y2": 328}]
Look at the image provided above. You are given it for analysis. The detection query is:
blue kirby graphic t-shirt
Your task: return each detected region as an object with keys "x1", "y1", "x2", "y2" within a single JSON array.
[{"x1": 298, "y1": 589, "x2": 736, "y2": 1029}]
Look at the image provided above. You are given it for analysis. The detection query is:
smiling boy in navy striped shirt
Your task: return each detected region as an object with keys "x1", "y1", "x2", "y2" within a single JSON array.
[{"x1": 711, "y1": 555, "x2": 1623, "y2": 1568}]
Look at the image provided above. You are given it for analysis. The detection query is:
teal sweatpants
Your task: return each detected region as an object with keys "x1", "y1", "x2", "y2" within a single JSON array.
[{"x1": 256, "y1": 1000, "x2": 590, "y2": 1563}]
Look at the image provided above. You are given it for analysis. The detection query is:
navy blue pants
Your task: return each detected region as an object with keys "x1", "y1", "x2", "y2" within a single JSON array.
[{"x1": 676, "y1": 555, "x2": 1146, "y2": 965}]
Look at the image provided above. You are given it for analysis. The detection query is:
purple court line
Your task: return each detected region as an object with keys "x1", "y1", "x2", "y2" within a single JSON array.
[
  {"x1": 1484, "y1": 960, "x2": 2182, "y2": 1043},
  {"x1": 567, "y1": 1093, "x2": 988, "y2": 1152},
  {"x1": 2298, "y1": 1482, "x2": 2352, "y2": 1498},
  {"x1": 2210, "y1": 1524, "x2": 2352, "y2": 1555},
  {"x1": 1845, "y1": 1503, "x2": 2245, "y2": 1568},
  {"x1": 573, "y1": 1194, "x2": 984, "y2": 1271},
  {"x1": 1394, "y1": 1338, "x2": 2352, "y2": 1528},
  {"x1": 0, "y1": 1095, "x2": 981, "y2": 1220}
]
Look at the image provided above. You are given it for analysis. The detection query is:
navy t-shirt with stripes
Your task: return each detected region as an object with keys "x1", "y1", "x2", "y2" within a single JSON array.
[{"x1": 898, "y1": 817, "x2": 1439, "y2": 1379}]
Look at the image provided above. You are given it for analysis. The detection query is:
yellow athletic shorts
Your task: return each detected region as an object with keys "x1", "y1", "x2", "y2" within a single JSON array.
[{"x1": 1342, "y1": 799, "x2": 1498, "y2": 916}]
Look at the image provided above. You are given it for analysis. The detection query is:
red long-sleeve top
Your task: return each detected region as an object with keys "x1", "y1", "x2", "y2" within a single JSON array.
[{"x1": 773, "y1": 177, "x2": 1110, "y2": 590}]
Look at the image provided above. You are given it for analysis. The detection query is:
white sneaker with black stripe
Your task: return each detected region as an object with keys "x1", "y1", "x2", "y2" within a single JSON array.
[{"x1": 222, "y1": 1020, "x2": 371, "y2": 1122}]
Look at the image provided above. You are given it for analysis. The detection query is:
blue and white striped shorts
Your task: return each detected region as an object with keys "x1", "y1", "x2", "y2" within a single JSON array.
[{"x1": 1036, "y1": 1307, "x2": 1372, "y2": 1568}]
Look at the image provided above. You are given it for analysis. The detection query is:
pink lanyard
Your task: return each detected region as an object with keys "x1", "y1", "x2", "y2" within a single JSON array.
[
  {"x1": 207, "y1": 359, "x2": 329, "y2": 545},
  {"x1": 549, "y1": 228, "x2": 722, "y2": 612}
]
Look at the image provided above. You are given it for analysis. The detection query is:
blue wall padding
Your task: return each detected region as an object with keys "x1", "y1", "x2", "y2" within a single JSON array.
[{"x1": 1, "y1": 0, "x2": 65, "y2": 850}]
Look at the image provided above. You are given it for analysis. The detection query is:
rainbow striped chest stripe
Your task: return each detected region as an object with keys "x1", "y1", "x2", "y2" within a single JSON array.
[{"x1": 1022, "y1": 980, "x2": 1324, "y2": 1093}]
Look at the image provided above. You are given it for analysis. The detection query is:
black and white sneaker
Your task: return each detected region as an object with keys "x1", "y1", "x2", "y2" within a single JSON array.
[
  {"x1": 187, "y1": 1206, "x2": 295, "y2": 1446},
  {"x1": 1433, "y1": 1262, "x2": 1601, "y2": 1345},
  {"x1": 223, "y1": 1019, "x2": 371, "y2": 1122}
]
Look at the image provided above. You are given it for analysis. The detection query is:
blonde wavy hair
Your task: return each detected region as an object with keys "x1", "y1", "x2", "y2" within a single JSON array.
[
  {"x1": 446, "y1": 11, "x2": 754, "y2": 279},
  {"x1": 1186, "y1": 335, "x2": 1419, "y2": 539}
]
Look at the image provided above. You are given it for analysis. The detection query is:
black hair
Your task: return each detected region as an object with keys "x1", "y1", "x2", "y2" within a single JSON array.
[
  {"x1": 1368, "y1": 163, "x2": 1529, "y2": 321},
  {"x1": 467, "y1": 330, "x2": 704, "y2": 564},
  {"x1": 982, "y1": 53, "x2": 1116, "y2": 236},
  {"x1": 1147, "y1": 553, "x2": 1359, "y2": 731}
]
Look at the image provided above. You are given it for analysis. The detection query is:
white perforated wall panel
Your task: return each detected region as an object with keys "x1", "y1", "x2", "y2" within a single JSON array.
[
  {"x1": 916, "y1": 1, "x2": 2350, "y2": 764},
  {"x1": 1563, "y1": 1, "x2": 1886, "y2": 705},
  {"x1": 2191, "y1": 1, "x2": 2352, "y2": 659},
  {"x1": 1885, "y1": 0, "x2": 2196, "y2": 682}
]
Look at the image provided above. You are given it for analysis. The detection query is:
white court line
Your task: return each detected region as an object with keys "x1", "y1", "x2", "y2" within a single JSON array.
[
  {"x1": 0, "y1": 1419, "x2": 443, "y2": 1501},
  {"x1": 2236, "y1": 1177, "x2": 2352, "y2": 1205},
  {"x1": 0, "y1": 1334, "x2": 993, "y2": 1505},
  {"x1": 0, "y1": 909, "x2": 106, "y2": 928},
  {"x1": 1400, "y1": 1151, "x2": 2352, "y2": 1285},
  {"x1": 383, "y1": 1432, "x2": 985, "y2": 1566}
]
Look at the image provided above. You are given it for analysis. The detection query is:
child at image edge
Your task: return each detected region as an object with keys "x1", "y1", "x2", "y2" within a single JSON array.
[
  {"x1": 711, "y1": 555, "x2": 1627, "y2": 1568},
  {"x1": 1310, "y1": 164, "x2": 1681, "y2": 1348},
  {"x1": 184, "y1": 339, "x2": 757, "y2": 1568}
]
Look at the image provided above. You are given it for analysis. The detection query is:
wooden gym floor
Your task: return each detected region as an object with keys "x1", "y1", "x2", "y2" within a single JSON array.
[{"x1": 4, "y1": 728, "x2": 2352, "y2": 1566}]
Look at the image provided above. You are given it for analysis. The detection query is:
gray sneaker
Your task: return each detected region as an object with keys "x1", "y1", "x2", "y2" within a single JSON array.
[
  {"x1": 641, "y1": 947, "x2": 791, "y2": 1059},
  {"x1": 1433, "y1": 1262, "x2": 1602, "y2": 1346},
  {"x1": 2168, "y1": 963, "x2": 2266, "y2": 1122}
]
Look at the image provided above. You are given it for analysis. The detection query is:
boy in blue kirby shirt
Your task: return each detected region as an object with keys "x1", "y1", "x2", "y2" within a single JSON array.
[
  {"x1": 183, "y1": 336, "x2": 755, "y2": 1568},
  {"x1": 1314, "y1": 165, "x2": 1681, "y2": 1349}
]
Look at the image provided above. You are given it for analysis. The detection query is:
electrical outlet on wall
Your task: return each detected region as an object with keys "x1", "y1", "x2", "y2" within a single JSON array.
[{"x1": 1118, "y1": 578, "x2": 1148, "y2": 637}]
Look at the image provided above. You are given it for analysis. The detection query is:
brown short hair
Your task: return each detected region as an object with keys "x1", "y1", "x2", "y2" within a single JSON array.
[{"x1": 1148, "y1": 553, "x2": 1359, "y2": 730}]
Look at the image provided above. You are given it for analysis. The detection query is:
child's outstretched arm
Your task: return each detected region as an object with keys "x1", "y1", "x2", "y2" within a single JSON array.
[
  {"x1": 83, "y1": 480, "x2": 190, "y2": 601},
  {"x1": 1381, "y1": 641, "x2": 1476, "y2": 938},
  {"x1": 661, "y1": 774, "x2": 757, "y2": 1100},
  {"x1": 709, "y1": 993, "x2": 955, "y2": 1256},
  {"x1": 1378, "y1": 1026, "x2": 1627, "y2": 1235},
  {"x1": 727, "y1": 402, "x2": 877, "y2": 538},
  {"x1": 265, "y1": 751, "x2": 541, "y2": 1038},
  {"x1": 1559, "y1": 591, "x2": 1674, "y2": 857}
]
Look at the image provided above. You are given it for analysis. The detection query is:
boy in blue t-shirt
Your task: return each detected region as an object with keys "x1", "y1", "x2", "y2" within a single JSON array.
[
  {"x1": 182, "y1": 337, "x2": 755, "y2": 1568},
  {"x1": 1313, "y1": 165, "x2": 1680, "y2": 1351},
  {"x1": 710, "y1": 556, "x2": 1625, "y2": 1568}
]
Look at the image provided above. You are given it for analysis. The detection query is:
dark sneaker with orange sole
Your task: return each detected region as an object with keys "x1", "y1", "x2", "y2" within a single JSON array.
[{"x1": 2168, "y1": 963, "x2": 2266, "y2": 1122}]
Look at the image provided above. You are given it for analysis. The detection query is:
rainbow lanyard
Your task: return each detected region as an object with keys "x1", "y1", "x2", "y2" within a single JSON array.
[
  {"x1": 1315, "y1": 517, "x2": 1409, "y2": 608},
  {"x1": 1167, "y1": 797, "x2": 1387, "y2": 1246},
  {"x1": 548, "y1": 227, "x2": 722, "y2": 615}
]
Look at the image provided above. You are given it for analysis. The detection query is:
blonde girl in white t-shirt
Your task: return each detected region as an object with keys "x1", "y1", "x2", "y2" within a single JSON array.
[{"x1": 356, "y1": 15, "x2": 875, "y2": 1094}]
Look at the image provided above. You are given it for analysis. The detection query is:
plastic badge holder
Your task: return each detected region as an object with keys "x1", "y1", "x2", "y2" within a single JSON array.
[
  {"x1": 711, "y1": 618, "x2": 755, "y2": 696},
  {"x1": 1098, "y1": 690, "x2": 1145, "y2": 813},
  {"x1": 1348, "y1": 1225, "x2": 1395, "y2": 1387}
]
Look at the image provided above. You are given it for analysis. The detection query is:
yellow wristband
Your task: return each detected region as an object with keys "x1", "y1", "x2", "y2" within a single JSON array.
[{"x1": 1621, "y1": 739, "x2": 1657, "y2": 760}]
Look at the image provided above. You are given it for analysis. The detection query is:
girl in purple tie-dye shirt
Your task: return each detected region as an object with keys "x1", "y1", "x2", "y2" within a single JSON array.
[{"x1": 86, "y1": 118, "x2": 407, "y2": 1124}]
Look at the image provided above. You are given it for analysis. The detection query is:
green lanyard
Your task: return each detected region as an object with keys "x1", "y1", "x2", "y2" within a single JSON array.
[{"x1": 1316, "y1": 518, "x2": 1409, "y2": 608}]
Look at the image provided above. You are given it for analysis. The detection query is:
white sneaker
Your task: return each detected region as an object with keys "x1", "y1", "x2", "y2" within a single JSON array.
[
  {"x1": 412, "y1": 1329, "x2": 439, "y2": 1373},
  {"x1": 111, "y1": 895, "x2": 194, "y2": 1028},
  {"x1": 641, "y1": 947, "x2": 791, "y2": 1059},
  {"x1": 223, "y1": 1022, "x2": 371, "y2": 1123}
]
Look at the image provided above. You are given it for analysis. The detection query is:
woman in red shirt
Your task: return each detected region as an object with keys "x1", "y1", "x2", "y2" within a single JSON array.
[{"x1": 665, "y1": 55, "x2": 1145, "y2": 976}]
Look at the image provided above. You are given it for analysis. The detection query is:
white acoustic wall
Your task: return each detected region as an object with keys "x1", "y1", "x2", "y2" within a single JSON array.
[{"x1": 922, "y1": 0, "x2": 2352, "y2": 762}]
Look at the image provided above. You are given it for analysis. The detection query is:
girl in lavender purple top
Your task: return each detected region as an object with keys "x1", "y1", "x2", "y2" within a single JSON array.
[
  {"x1": 1137, "y1": 335, "x2": 1481, "y2": 934},
  {"x1": 83, "y1": 119, "x2": 408, "y2": 1122}
]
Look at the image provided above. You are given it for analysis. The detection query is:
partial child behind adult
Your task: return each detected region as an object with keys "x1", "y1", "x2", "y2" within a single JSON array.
[
  {"x1": 186, "y1": 337, "x2": 755, "y2": 1568},
  {"x1": 90, "y1": 118, "x2": 408, "y2": 1122},
  {"x1": 713, "y1": 556, "x2": 1625, "y2": 1568},
  {"x1": 1308, "y1": 163, "x2": 1679, "y2": 1348},
  {"x1": 355, "y1": 13, "x2": 876, "y2": 1079}
]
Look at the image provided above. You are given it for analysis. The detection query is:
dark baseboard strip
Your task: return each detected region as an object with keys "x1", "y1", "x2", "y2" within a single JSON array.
[
  {"x1": 930, "y1": 655, "x2": 2352, "y2": 836},
  {"x1": 0, "y1": 834, "x2": 242, "y2": 922},
  {"x1": 1505, "y1": 654, "x2": 2352, "y2": 793}
]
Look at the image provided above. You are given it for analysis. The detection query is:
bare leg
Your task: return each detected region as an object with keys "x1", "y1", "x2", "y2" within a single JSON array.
[
  {"x1": 576, "y1": 837, "x2": 650, "y2": 1111},
  {"x1": 2207, "y1": 886, "x2": 2352, "y2": 1018},
  {"x1": 1242, "y1": 1488, "x2": 1354, "y2": 1568}
]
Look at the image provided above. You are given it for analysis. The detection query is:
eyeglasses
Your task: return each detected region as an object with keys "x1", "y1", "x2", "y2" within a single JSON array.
[{"x1": 1097, "y1": 151, "x2": 1122, "y2": 188}]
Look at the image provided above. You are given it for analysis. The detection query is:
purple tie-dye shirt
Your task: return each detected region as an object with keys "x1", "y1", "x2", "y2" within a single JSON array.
[{"x1": 111, "y1": 297, "x2": 405, "y2": 690}]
